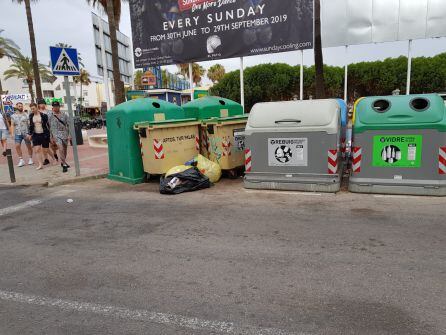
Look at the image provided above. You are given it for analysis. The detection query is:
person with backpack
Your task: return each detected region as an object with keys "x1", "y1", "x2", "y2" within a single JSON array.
[
  {"x1": 48, "y1": 101, "x2": 71, "y2": 173},
  {"x1": 37, "y1": 98, "x2": 56, "y2": 165}
]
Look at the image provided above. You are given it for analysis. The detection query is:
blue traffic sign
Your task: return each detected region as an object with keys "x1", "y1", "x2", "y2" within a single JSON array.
[{"x1": 50, "y1": 46, "x2": 80, "y2": 76}]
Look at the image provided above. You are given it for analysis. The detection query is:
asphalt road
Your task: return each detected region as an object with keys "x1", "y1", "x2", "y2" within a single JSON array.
[{"x1": 0, "y1": 180, "x2": 445, "y2": 335}]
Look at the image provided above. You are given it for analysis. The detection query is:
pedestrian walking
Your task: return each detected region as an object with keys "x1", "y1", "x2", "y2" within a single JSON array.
[
  {"x1": 10, "y1": 102, "x2": 33, "y2": 167},
  {"x1": 37, "y1": 98, "x2": 56, "y2": 165},
  {"x1": 48, "y1": 101, "x2": 71, "y2": 173},
  {"x1": 28, "y1": 103, "x2": 51, "y2": 170},
  {"x1": 0, "y1": 108, "x2": 10, "y2": 157}
]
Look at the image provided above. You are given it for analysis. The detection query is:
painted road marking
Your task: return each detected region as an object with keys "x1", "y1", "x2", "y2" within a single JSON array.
[
  {"x1": 0, "y1": 200, "x2": 43, "y2": 217},
  {"x1": 0, "y1": 290, "x2": 309, "y2": 335},
  {"x1": 0, "y1": 189, "x2": 75, "y2": 217}
]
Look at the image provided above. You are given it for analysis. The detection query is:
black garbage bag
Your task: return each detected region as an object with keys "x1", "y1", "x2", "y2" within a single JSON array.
[{"x1": 160, "y1": 167, "x2": 211, "y2": 195}]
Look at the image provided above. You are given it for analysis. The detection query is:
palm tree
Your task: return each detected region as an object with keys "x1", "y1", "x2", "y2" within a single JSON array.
[
  {"x1": 207, "y1": 64, "x2": 226, "y2": 84},
  {"x1": 4, "y1": 56, "x2": 52, "y2": 102},
  {"x1": 87, "y1": 0, "x2": 127, "y2": 105},
  {"x1": 73, "y1": 69, "x2": 91, "y2": 108},
  {"x1": 134, "y1": 70, "x2": 143, "y2": 90},
  {"x1": 314, "y1": 0, "x2": 326, "y2": 99},
  {"x1": 161, "y1": 69, "x2": 171, "y2": 89},
  {"x1": 13, "y1": 0, "x2": 43, "y2": 101},
  {"x1": 177, "y1": 63, "x2": 206, "y2": 86},
  {"x1": 0, "y1": 29, "x2": 21, "y2": 94}
]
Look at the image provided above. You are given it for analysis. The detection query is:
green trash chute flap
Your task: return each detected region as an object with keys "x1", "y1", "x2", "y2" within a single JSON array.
[
  {"x1": 183, "y1": 96, "x2": 244, "y2": 120},
  {"x1": 108, "y1": 98, "x2": 185, "y2": 122},
  {"x1": 355, "y1": 94, "x2": 446, "y2": 133}
]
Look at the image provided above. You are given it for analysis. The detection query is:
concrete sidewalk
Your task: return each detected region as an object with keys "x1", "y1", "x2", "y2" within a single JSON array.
[{"x1": 0, "y1": 132, "x2": 109, "y2": 187}]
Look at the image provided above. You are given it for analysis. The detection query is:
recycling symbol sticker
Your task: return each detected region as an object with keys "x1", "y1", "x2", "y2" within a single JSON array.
[{"x1": 275, "y1": 145, "x2": 293, "y2": 163}]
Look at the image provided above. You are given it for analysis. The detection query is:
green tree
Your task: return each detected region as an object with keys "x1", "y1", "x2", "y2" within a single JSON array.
[
  {"x1": 13, "y1": 0, "x2": 43, "y2": 101},
  {"x1": 161, "y1": 69, "x2": 170, "y2": 88},
  {"x1": 87, "y1": 0, "x2": 127, "y2": 105},
  {"x1": 4, "y1": 56, "x2": 52, "y2": 102},
  {"x1": 134, "y1": 70, "x2": 143, "y2": 90},
  {"x1": 0, "y1": 29, "x2": 21, "y2": 94},
  {"x1": 177, "y1": 63, "x2": 206, "y2": 86},
  {"x1": 207, "y1": 64, "x2": 226, "y2": 84},
  {"x1": 73, "y1": 69, "x2": 91, "y2": 107}
]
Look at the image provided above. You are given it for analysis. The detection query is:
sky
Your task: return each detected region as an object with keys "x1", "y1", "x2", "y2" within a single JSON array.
[{"x1": 1, "y1": 0, "x2": 446, "y2": 85}]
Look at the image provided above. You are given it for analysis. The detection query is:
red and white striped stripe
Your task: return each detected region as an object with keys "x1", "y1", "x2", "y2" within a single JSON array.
[
  {"x1": 439, "y1": 147, "x2": 446, "y2": 175},
  {"x1": 352, "y1": 147, "x2": 362, "y2": 173},
  {"x1": 202, "y1": 131, "x2": 209, "y2": 152},
  {"x1": 222, "y1": 137, "x2": 232, "y2": 157},
  {"x1": 328, "y1": 149, "x2": 338, "y2": 175},
  {"x1": 245, "y1": 149, "x2": 252, "y2": 173},
  {"x1": 195, "y1": 134, "x2": 200, "y2": 152},
  {"x1": 153, "y1": 139, "x2": 165, "y2": 160},
  {"x1": 341, "y1": 138, "x2": 347, "y2": 154}
]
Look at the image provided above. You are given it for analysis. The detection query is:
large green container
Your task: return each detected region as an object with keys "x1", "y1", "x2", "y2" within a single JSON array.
[
  {"x1": 183, "y1": 96, "x2": 244, "y2": 120},
  {"x1": 350, "y1": 94, "x2": 446, "y2": 196},
  {"x1": 106, "y1": 98, "x2": 188, "y2": 184}
]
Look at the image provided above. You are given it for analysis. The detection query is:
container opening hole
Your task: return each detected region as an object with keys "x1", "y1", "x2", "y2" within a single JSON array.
[
  {"x1": 219, "y1": 100, "x2": 226, "y2": 106},
  {"x1": 372, "y1": 99, "x2": 391, "y2": 113},
  {"x1": 410, "y1": 98, "x2": 429, "y2": 111},
  {"x1": 152, "y1": 102, "x2": 161, "y2": 109}
]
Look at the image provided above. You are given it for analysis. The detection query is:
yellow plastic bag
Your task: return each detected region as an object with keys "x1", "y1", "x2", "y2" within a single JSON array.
[
  {"x1": 196, "y1": 154, "x2": 222, "y2": 183},
  {"x1": 165, "y1": 165, "x2": 191, "y2": 177}
]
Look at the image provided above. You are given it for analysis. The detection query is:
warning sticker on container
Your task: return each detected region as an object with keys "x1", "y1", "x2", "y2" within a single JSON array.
[
  {"x1": 372, "y1": 135, "x2": 422, "y2": 168},
  {"x1": 233, "y1": 129, "x2": 245, "y2": 151},
  {"x1": 268, "y1": 138, "x2": 308, "y2": 167}
]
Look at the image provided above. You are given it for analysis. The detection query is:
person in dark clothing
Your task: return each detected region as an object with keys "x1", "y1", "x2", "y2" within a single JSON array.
[{"x1": 28, "y1": 103, "x2": 51, "y2": 170}]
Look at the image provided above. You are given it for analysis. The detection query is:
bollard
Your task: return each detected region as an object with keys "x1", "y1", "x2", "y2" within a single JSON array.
[{"x1": 6, "y1": 149, "x2": 16, "y2": 183}]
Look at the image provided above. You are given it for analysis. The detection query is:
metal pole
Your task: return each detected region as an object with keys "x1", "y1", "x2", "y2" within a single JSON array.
[
  {"x1": 300, "y1": 50, "x2": 304, "y2": 100},
  {"x1": 64, "y1": 76, "x2": 81, "y2": 177},
  {"x1": 344, "y1": 45, "x2": 348, "y2": 102},
  {"x1": 6, "y1": 149, "x2": 16, "y2": 183},
  {"x1": 98, "y1": 12, "x2": 112, "y2": 108},
  {"x1": 188, "y1": 63, "x2": 194, "y2": 101},
  {"x1": 406, "y1": 39, "x2": 412, "y2": 95},
  {"x1": 240, "y1": 57, "x2": 245, "y2": 110}
]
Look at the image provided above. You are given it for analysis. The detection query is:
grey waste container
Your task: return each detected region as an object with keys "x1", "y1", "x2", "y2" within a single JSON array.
[
  {"x1": 244, "y1": 99, "x2": 343, "y2": 193},
  {"x1": 349, "y1": 94, "x2": 446, "y2": 196}
]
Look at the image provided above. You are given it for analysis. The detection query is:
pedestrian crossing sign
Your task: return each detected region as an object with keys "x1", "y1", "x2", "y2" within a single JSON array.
[{"x1": 50, "y1": 46, "x2": 80, "y2": 76}]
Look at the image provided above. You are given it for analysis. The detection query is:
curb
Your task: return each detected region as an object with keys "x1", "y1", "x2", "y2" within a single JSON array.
[
  {"x1": 47, "y1": 173, "x2": 108, "y2": 187},
  {"x1": 0, "y1": 173, "x2": 107, "y2": 188}
]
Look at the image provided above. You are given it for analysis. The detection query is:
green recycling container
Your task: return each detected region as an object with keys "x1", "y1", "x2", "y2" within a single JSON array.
[
  {"x1": 106, "y1": 98, "x2": 189, "y2": 184},
  {"x1": 183, "y1": 97, "x2": 245, "y2": 166},
  {"x1": 183, "y1": 96, "x2": 244, "y2": 120},
  {"x1": 349, "y1": 94, "x2": 446, "y2": 196}
]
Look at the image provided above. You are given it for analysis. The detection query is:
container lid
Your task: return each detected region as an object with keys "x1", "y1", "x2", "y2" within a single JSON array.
[
  {"x1": 183, "y1": 96, "x2": 244, "y2": 120},
  {"x1": 355, "y1": 94, "x2": 446, "y2": 132},
  {"x1": 203, "y1": 115, "x2": 249, "y2": 124},
  {"x1": 246, "y1": 100, "x2": 340, "y2": 134}
]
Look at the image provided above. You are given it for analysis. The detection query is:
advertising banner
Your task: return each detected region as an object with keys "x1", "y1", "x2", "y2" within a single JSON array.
[
  {"x1": 130, "y1": 0, "x2": 314, "y2": 67},
  {"x1": 372, "y1": 135, "x2": 423, "y2": 168}
]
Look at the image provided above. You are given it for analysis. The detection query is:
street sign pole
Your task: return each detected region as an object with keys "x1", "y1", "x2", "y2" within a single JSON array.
[
  {"x1": 64, "y1": 76, "x2": 81, "y2": 177},
  {"x1": 50, "y1": 46, "x2": 82, "y2": 177}
]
